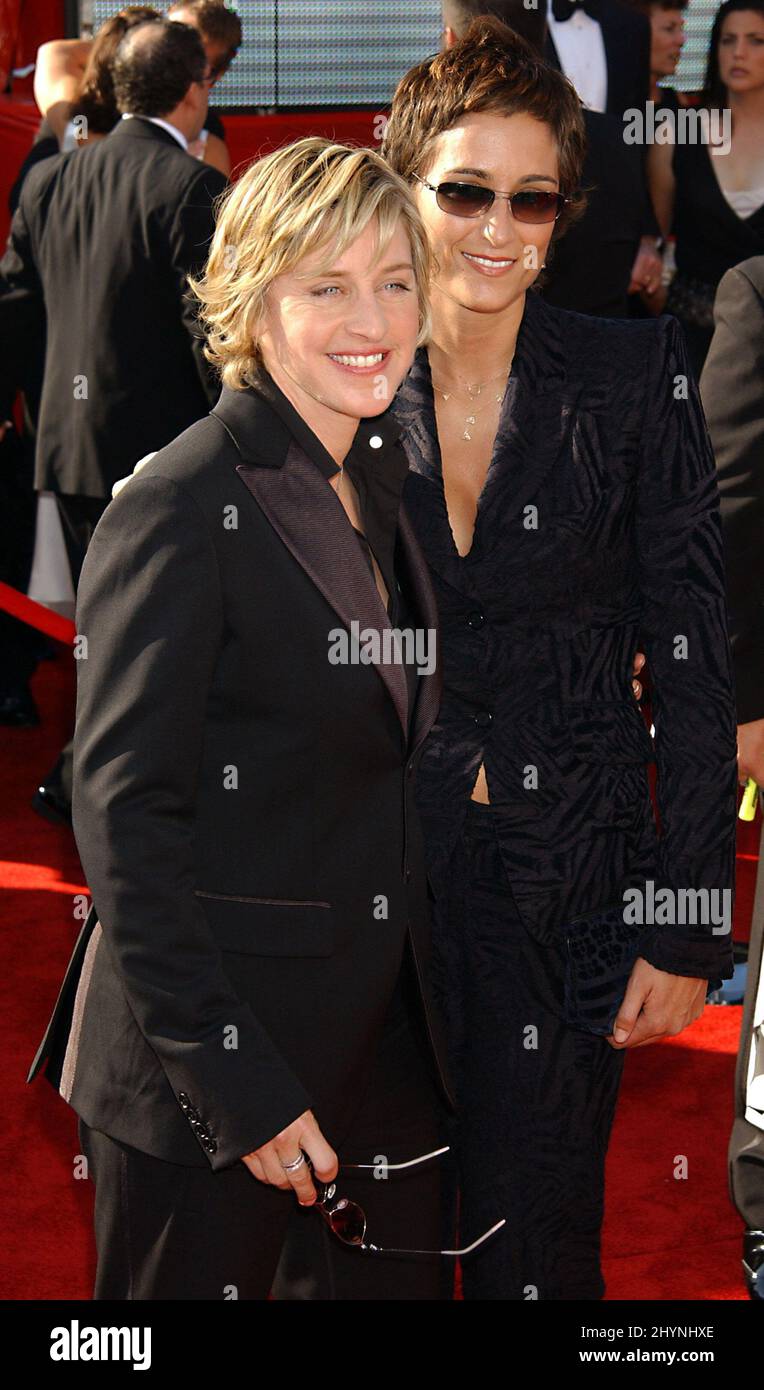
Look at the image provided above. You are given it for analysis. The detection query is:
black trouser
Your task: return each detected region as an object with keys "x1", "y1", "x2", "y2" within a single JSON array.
[
  {"x1": 728, "y1": 816, "x2": 764, "y2": 1231},
  {"x1": 0, "y1": 421, "x2": 39, "y2": 695},
  {"x1": 40, "y1": 494, "x2": 107, "y2": 801},
  {"x1": 78, "y1": 955, "x2": 448, "y2": 1300},
  {"x1": 434, "y1": 799, "x2": 626, "y2": 1300}
]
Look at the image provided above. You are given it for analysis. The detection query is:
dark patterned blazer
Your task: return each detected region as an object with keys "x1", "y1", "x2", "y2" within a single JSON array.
[{"x1": 392, "y1": 290, "x2": 738, "y2": 984}]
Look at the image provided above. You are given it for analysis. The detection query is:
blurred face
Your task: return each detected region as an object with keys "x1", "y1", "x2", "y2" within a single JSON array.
[
  {"x1": 650, "y1": 7, "x2": 686, "y2": 77},
  {"x1": 411, "y1": 111, "x2": 560, "y2": 319},
  {"x1": 258, "y1": 219, "x2": 421, "y2": 427},
  {"x1": 718, "y1": 9, "x2": 764, "y2": 93},
  {"x1": 169, "y1": 7, "x2": 236, "y2": 84}
]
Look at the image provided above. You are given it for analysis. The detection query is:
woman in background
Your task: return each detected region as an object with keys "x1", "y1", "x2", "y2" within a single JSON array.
[{"x1": 647, "y1": 0, "x2": 764, "y2": 375}]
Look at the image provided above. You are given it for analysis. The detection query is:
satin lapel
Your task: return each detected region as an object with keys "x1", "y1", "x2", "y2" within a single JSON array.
[
  {"x1": 234, "y1": 439, "x2": 409, "y2": 739},
  {"x1": 392, "y1": 291, "x2": 574, "y2": 581},
  {"x1": 397, "y1": 506, "x2": 443, "y2": 754}
]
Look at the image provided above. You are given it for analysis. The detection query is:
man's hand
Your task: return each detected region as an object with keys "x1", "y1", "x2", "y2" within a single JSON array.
[
  {"x1": 607, "y1": 957, "x2": 708, "y2": 1049},
  {"x1": 241, "y1": 1108, "x2": 338, "y2": 1206},
  {"x1": 737, "y1": 718, "x2": 764, "y2": 787}
]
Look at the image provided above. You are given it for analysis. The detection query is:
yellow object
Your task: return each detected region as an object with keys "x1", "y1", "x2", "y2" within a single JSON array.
[{"x1": 739, "y1": 778, "x2": 759, "y2": 822}]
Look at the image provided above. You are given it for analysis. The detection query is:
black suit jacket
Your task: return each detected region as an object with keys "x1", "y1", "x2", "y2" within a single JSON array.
[
  {"x1": 545, "y1": 0, "x2": 650, "y2": 119},
  {"x1": 0, "y1": 117, "x2": 227, "y2": 499},
  {"x1": 27, "y1": 387, "x2": 455, "y2": 1170},
  {"x1": 541, "y1": 108, "x2": 658, "y2": 316},
  {"x1": 701, "y1": 258, "x2": 764, "y2": 725},
  {"x1": 394, "y1": 293, "x2": 738, "y2": 984}
]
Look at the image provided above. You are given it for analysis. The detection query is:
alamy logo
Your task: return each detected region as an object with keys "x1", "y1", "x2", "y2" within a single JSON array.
[
  {"x1": 623, "y1": 880, "x2": 732, "y2": 935},
  {"x1": 623, "y1": 102, "x2": 731, "y2": 156},
  {"x1": 328, "y1": 623, "x2": 436, "y2": 676},
  {"x1": 50, "y1": 1321, "x2": 151, "y2": 1370}
]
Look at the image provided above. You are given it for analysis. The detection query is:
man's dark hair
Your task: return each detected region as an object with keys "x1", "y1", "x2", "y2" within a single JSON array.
[
  {"x1": 112, "y1": 16, "x2": 207, "y2": 118},
  {"x1": 168, "y1": 0, "x2": 242, "y2": 51},
  {"x1": 443, "y1": 0, "x2": 547, "y2": 53}
]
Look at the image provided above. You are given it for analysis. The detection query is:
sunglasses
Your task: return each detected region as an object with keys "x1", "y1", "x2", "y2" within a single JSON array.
[
  {"x1": 413, "y1": 174, "x2": 569, "y2": 225},
  {"x1": 305, "y1": 1147, "x2": 505, "y2": 1258}
]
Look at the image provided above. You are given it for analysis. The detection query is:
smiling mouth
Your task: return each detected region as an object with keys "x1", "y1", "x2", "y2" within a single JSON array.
[
  {"x1": 462, "y1": 251, "x2": 516, "y2": 271},
  {"x1": 326, "y1": 350, "x2": 391, "y2": 371}
]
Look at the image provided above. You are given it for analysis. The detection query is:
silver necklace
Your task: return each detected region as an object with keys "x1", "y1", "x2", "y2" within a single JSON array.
[{"x1": 430, "y1": 363, "x2": 513, "y2": 442}]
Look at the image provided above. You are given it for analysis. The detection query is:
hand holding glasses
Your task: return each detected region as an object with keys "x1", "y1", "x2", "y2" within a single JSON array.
[{"x1": 301, "y1": 1146, "x2": 505, "y2": 1259}]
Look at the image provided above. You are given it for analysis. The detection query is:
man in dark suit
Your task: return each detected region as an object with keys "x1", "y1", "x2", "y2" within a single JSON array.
[
  {"x1": 0, "y1": 17, "x2": 227, "y2": 822},
  {"x1": 441, "y1": 0, "x2": 663, "y2": 312},
  {"x1": 544, "y1": 0, "x2": 650, "y2": 119},
  {"x1": 701, "y1": 257, "x2": 764, "y2": 1301}
]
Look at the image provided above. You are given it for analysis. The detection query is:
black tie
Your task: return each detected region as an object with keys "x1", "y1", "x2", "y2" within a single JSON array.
[{"x1": 552, "y1": 0, "x2": 602, "y2": 21}]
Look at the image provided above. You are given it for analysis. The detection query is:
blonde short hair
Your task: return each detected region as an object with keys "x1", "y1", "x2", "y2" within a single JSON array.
[{"x1": 189, "y1": 137, "x2": 437, "y2": 392}]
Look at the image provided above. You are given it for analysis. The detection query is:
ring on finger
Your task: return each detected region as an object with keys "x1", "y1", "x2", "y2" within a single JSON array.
[{"x1": 280, "y1": 1151, "x2": 306, "y2": 1172}]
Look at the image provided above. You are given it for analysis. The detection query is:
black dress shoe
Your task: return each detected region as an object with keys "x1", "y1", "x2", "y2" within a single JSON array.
[
  {"x1": 0, "y1": 688, "x2": 40, "y2": 726},
  {"x1": 743, "y1": 1230, "x2": 764, "y2": 1299},
  {"x1": 32, "y1": 785, "x2": 72, "y2": 827}
]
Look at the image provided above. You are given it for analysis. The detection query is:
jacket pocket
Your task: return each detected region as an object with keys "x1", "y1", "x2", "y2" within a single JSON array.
[
  {"x1": 564, "y1": 699, "x2": 655, "y2": 766},
  {"x1": 194, "y1": 892, "x2": 335, "y2": 957}
]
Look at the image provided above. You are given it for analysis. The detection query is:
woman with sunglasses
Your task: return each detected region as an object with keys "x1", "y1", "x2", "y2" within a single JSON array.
[
  {"x1": 28, "y1": 139, "x2": 490, "y2": 1300},
  {"x1": 381, "y1": 17, "x2": 738, "y2": 1300}
]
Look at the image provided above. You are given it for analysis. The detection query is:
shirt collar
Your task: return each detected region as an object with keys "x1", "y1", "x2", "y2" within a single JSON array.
[
  {"x1": 120, "y1": 113, "x2": 188, "y2": 151},
  {"x1": 247, "y1": 362, "x2": 408, "y2": 488}
]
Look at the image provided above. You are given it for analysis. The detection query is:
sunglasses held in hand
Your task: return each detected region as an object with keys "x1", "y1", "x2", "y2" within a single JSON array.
[
  {"x1": 413, "y1": 174, "x2": 569, "y2": 224},
  {"x1": 305, "y1": 1148, "x2": 505, "y2": 1258}
]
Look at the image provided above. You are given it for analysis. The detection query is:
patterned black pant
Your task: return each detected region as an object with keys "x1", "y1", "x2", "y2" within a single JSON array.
[{"x1": 436, "y1": 799, "x2": 626, "y2": 1300}]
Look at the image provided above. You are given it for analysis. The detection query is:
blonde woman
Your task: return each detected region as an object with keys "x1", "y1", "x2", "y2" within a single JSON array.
[{"x1": 28, "y1": 140, "x2": 465, "y2": 1301}]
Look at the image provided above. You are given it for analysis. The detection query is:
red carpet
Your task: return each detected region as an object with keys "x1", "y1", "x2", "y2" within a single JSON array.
[{"x1": 0, "y1": 648, "x2": 755, "y2": 1300}]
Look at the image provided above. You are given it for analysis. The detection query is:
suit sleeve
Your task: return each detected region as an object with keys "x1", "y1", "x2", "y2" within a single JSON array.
[
  {"x1": 72, "y1": 473, "x2": 313, "y2": 1170},
  {"x1": 167, "y1": 164, "x2": 228, "y2": 408},
  {"x1": 700, "y1": 265, "x2": 764, "y2": 725},
  {"x1": 634, "y1": 315, "x2": 738, "y2": 982},
  {"x1": 0, "y1": 179, "x2": 47, "y2": 403}
]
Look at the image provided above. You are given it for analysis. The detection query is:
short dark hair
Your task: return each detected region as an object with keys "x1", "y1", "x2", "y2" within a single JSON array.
[
  {"x1": 76, "y1": 6, "x2": 161, "y2": 134},
  {"x1": 168, "y1": 0, "x2": 242, "y2": 51},
  {"x1": 443, "y1": 0, "x2": 547, "y2": 53},
  {"x1": 112, "y1": 16, "x2": 207, "y2": 118},
  {"x1": 382, "y1": 15, "x2": 587, "y2": 241}
]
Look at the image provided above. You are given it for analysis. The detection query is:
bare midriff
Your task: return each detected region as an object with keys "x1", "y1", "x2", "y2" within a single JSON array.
[{"x1": 434, "y1": 393, "x2": 503, "y2": 808}]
